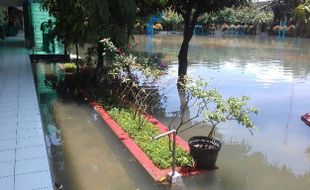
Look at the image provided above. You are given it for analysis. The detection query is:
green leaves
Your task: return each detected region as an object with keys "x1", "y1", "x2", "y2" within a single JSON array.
[
  {"x1": 295, "y1": 0, "x2": 310, "y2": 23},
  {"x1": 181, "y1": 78, "x2": 258, "y2": 138},
  {"x1": 108, "y1": 107, "x2": 194, "y2": 169},
  {"x1": 163, "y1": 8, "x2": 184, "y2": 24},
  {"x1": 0, "y1": 7, "x2": 5, "y2": 25},
  {"x1": 210, "y1": 6, "x2": 274, "y2": 25},
  {"x1": 63, "y1": 63, "x2": 77, "y2": 72}
]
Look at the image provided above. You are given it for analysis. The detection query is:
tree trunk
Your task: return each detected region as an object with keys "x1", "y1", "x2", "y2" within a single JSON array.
[
  {"x1": 75, "y1": 42, "x2": 79, "y2": 61},
  {"x1": 178, "y1": 8, "x2": 200, "y2": 78},
  {"x1": 64, "y1": 44, "x2": 68, "y2": 57},
  {"x1": 178, "y1": 30, "x2": 191, "y2": 78}
]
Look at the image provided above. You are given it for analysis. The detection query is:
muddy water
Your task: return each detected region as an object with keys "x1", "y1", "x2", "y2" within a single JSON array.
[
  {"x1": 135, "y1": 34, "x2": 310, "y2": 189},
  {"x1": 34, "y1": 34, "x2": 310, "y2": 190},
  {"x1": 34, "y1": 63, "x2": 181, "y2": 190}
]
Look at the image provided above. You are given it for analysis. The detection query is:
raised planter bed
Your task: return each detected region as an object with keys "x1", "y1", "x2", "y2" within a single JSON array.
[{"x1": 78, "y1": 88, "x2": 207, "y2": 182}]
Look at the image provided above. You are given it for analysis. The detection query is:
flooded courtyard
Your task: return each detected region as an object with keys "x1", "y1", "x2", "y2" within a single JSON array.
[{"x1": 35, "y1": 34, "x2": 310, "y2": 190}]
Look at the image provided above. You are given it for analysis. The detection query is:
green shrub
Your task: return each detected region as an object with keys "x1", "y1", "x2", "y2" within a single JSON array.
[
  {"x1": 64, "y1": 63, "x2": 77, "y2": 73},
  {"x1": 107, "y1": 107, "x2": 194, "y2": 169}
]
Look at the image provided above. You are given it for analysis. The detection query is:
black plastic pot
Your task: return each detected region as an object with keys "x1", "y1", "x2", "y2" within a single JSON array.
[{"x1": 188, "y1": 136, "x2": 222, "y2": 170}]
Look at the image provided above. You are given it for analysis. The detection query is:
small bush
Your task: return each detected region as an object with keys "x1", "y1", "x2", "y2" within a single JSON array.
[
  {"x1": 107, "y1": 107, "x2": 194, "y2": 169},
  {"x1": 64, "y1": 63, "x2": 77, "y2": 73}
]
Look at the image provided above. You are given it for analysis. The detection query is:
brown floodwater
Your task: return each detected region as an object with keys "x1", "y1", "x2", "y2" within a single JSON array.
[
  {"x1": 35, "y1": 63, "x2": 186, "y2": 190},
  {"x1": 135, "y1": 34, "x2": 310, "y2": 189},
  {"x1": 35, "y1": 34, "x2": 310, "y2": 190}
]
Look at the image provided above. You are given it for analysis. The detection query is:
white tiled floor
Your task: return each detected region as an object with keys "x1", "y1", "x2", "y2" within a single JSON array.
[
  {"x1": 0, "y1": 177, "x2": 14, "y2": 189},
  {"x1": 0, "y1": 38, "x2": 54, "y2": 189}
]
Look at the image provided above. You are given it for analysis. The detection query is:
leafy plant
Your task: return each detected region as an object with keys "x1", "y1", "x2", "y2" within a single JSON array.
[
  {"x1": 107, "y1": 107, "x2": 194, "y2": 169},
  {"x1": 171, "y1": 77, "x2": 258, "y2": 140},
  {"x1": 64, "y1": 63, "x2": 77, "y2": 73},
  {"x1": 162, "y1": 8, "x2": 184, "y2": 24},
  {"x1": 253, "y1": 12, "x2": 274, "y2": 25},
  {"x1": 295, "y1": 0, "x2": 310, "y2": 23},
  {"x1": 0, "y1": 7, "x2": 5, "y2": 25},
  {"x1": 91, "y1": 38, "x2": 195, "y2": 168}
]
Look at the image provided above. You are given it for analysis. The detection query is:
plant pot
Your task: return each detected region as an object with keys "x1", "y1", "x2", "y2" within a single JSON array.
[{"x1": 188, "y1": 136, "x2": 222, "y2": 170}]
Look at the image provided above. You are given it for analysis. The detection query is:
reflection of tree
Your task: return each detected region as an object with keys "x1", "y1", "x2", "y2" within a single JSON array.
[
  {"x1": 306, "y1": 146, "x2": 310, "y2": 161},
  {"x1": 136, "y1": 35, "x2": 310, "y2": 78},
  {"x1": 168, "y1": 81, "x2": 211, "y2": 136},
  {"x1": 144, "y1": 87, "x2": 166, "y2": 117},
  {"x1": 176, "y1": 83, "x2": 191, "y2": 127}
]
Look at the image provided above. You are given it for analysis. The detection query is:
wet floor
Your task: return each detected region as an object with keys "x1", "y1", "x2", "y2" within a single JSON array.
[{"x1": 35, "y1": 34, "x2": 310, "y2": 190}]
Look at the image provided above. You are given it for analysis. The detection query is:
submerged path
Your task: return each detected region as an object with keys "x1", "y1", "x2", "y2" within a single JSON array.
[{"x1": 0, "y1": 36, "x2": 53, "y2": 189}]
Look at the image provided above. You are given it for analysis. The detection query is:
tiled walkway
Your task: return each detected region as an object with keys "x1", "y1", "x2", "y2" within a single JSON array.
[{"x1": 0, "y1": 37, "x2": 54, "y2": 190}]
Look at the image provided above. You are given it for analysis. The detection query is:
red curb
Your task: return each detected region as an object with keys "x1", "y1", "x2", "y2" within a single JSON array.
[{"x1": 79, "y1": 88, "x2": 207, "y2": 182}]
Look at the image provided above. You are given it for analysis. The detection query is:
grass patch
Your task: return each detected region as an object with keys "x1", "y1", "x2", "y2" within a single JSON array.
[{"x1": 105, "y1": 106, "x2": 194, "y2": 169}]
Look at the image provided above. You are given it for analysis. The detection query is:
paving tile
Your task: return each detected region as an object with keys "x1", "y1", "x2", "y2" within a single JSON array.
[
  {"x1": 0, "y1": 112, "x2": 17, "y2": 121},
  {"x1": 17, "y1": 127, "x2": 43, "y2": 138},
  {"x1": 15, "y1": 171, "x2": 53, "y2": 190},
  {"x1": 16, "y1": 135, "x2": 45, "y2": 148},
  {"x1": 0, "y1": 138, "x2": 16, "y2": 151},
  {"x1": 18, "y1": 114, "x2": 41, "y2": 123},
  {"x1": 0, "y1": 110, "x2": 19, "y2": 116},
  {"x1": 0, "y1": 176, "x2": 14, "y2": 190},
  {"x1": 1, "y1": 37, "x2": 53, "y2": 187},
  {"x1": 18, "y1": 97, "x2": 37, "y2": 104},
  {"x1": 0, "y1": 111, "x2": 17, "y2": 118},
  {"x1": 3, "y1": 85, "x2": 19, "y2": 89},
  {"x1": 18, "y1": 107, "x2": 39, "y2": 114},
  {"x1": 18, "y1": 121, "x2": 41, "y2": 129},
  {"x1": 18, "y1": 98, "x2": 37, "y2": 104},
  {"x1": 0, "y1": 130, "x2": 16, "y2": 139},
  {"x1": 1, "y1": 91, "x2": 19, "y2": 96},
  {"x1": 19, "y1": 109, "x2": 40, "y2": 116},
  {"x1": 0, "y1": 96, "x2": 19, "y2": 101},
  {"x1": 20, "y1": 85, "x2": 35, "y2": 89},
  {"x1": 0, "y1": 121, "x2": 18, "y2": 128},
  {"x1": 15, "y1": 157, "x2": 50, "y2": 175},
  {"x1": 19, "y1": 91, "x2": 36, "y2": 97},
  {"x1": 0, "y1": 149, "x2": 15, "y2": 163},
  {"x1": 3, "y1": 83, "x2": 19, "y2": 87},
  {"x1": 19, "y1": 104, "x2": 38, "y2": 110},
  {"x1": 0, "y1": 162, "x2": 14, "y2": 178},
  {"x1": 0, "y1": 121, "x2": 17, "y2": 129},
  {"x1": 20, "y1": 86, "x2": 36, "y2": 91},
  {"x1": 0, "y1": 130, "x2": 16, "y2": 140},
  {"x1": 20, "y1": 91, "x2": 37, "y2": 96},
  {"x1": 0, "y1": 103, "x2": 18, "y2": 111},
  {"x1": 0, "y1": 100, "x2": 19, "y2": 105},
  {"x1": 0, "y1": 97, "x2": 19, "y2": 104},
  {"x1": 16, "y1": 146, "x2": 47, "y2": 160}
]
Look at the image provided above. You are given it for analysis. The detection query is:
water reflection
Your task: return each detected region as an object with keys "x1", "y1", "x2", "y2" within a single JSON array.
[
  {"x1": 35, "y1": 63, "x2": 174, "y2": 190},
  {"x1": 34, "y1": 33, "x2": 310, "y2": 190},
  {"x1": 136, "y1": 34, "x2": 310, "y2": 187},
  {"x1": 135, "y1": 35, "x2": 310, "y2": 78}
]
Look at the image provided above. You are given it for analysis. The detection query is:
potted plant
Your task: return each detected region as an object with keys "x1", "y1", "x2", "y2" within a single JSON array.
[{"x1": 171, "y1": 78, "x2": 258, "y2": 170}]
